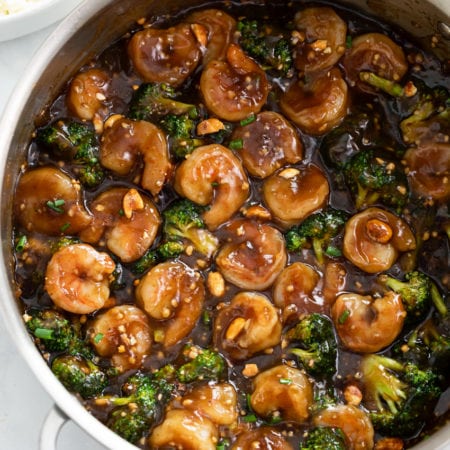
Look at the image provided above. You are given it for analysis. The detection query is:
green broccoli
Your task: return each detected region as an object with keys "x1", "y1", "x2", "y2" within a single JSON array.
[
  {"x1": 176, "y1": 346, "x2": 227, "y2": 383},
  {"x1": 107, "y1": 406, "x2": 149, "y2": 444},
  {"x1": 237, "y1": 19, "x2": 293, "y2": 76},
  {"x1": 343, "y1": 148, "x2": 409, "y2": 210},
  {"x1": 359, "y1": 71, "x2": 411, "y2": 97},
  {"x1": 285, "y1": 208, "x2": 348, "y2": 264},
  {"x1": 286, "y1": 313, "x2": 337, "y2": 378},
  {"x1": 128, "y1": 83, "x2": 196, "y2": 122},
  {"x1": 162, "y1": 199, "x2": 219, "y2": 258},
  {"x1": 50, "y1": 236, "x2": 81, "y2": 253},
  {"x1": 300, "y1": 426, "x2": 347, "y2": 450},
  {"x1": 36, "y1": 119, "x2": 104, "y2": 188},
  {"x1": 360, "y1": 354, "x2": 442, "y2": 438},
  {"x1": 51, "y1": 354, "x2": 108, "y2": 399}
]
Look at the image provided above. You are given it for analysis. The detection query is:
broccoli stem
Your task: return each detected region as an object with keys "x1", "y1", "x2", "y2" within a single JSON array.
[
  {"x1": 430, "y1": 281, "x2": 447, "y2": 317},
  {"x1": 359, "y1": 72, "x2": 405, "y2": 97}
]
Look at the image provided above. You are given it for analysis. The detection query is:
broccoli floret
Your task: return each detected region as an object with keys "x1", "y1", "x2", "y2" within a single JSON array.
[
  {"x1": 51, "y1": 354, "x2": 108, "y2": 399},
  {"x1": 107, "y1": 406, "x2": 149, "y2": 444},
  {"x1": 162, "y1": 199, "x2": 219, "y2": 258},
  {"x1": 50, "y1": 236, "x2": 81, "y2": 253},
  {"x1": 237, "y1": 19, "x2": 293, "y2": 76},
  {"x1": 300, "y1": 426, "x2": 347, "y2": 450},
  {"x1": 343, "y1": 148, "x2": 409, "y2": 210},
  {"x1": 285, "y1": 208, "x2": 348, "y2": 264},
  {"x1": 36, "y1": 119, "x2": 104, "y2": 188},
  {"x1": 361, "y1": 354, "x2": 441, "y2": 438},
  {"x1": 176, "y1": 346, "x2": 226, "y2": 383},
  {"x1": 286, "y1": 313, "x2": 337, "y2": 378},
  {"x1": 128, "y1": 83, "x2": 195, "y2": 122}
]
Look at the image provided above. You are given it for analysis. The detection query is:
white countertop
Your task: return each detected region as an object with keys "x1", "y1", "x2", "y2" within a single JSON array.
[{"x1": 0, "y1": 23, "x2": 106, "y2": 450}]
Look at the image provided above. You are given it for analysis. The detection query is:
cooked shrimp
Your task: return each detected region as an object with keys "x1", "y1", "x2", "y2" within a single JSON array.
[
  {"x1": 331, "y1": 291, "x2": 406, "y2": 353},
  {"x1": 14, "y1": 166, "x2": 92, "y2": 236},
  {"x1": 44, "y1": 243, "x2": 115, "y2": 314},
  {"x1": 293, "y1": 7, "x2": 347, "y2": 74},
  {"x1": 100, "y1": 118, "x2": 172, "y2": 196},
  {"x1": 215, "y1": 219, "x2": 287, "y2": 290},
  {"x1": 262, "y1": 164, "x2": 329, "y2": 227},
  {"x1": 79, "y1": 187, "x2": 160, "y2": 263},
  {"x1": 313, "y1": 404, "x2": 374, "y2": 450},
  {"x1": 232, "y1": 427, "x2": 294, "y2": 450},
  {"x1": 250, "y1": 365, "x2": 313, "y2": 423},
  {"x1": 174, "y1": 144, "x2": 249, "y2": 230},
  {"x1": 343, "y1": 207, "x2": 416, "y2": 273},
  {"x1": 280, "y1": 68, "x2": 349, "y2": 135},
  {"x1": 128, "y1": 23, "x2": 202, "y2": 87},
  {"x1": 66, "y1": 68, "x2": 110, "y2": 121},
  {"x1": 404, "y1": 143, "x2": 450, "y2": 202},
  {"x1": 272, "y1": 262, "x2": 321, "y2": 322},
  {"x1": 149, "y1": 409, "x2": 219, "y2": 450},
  {"x1": 200, "y1": 43, "x2": 269, "y2": 121},
  {"x1": 213, "y1": 291, "x2": 282, "y2": 361},
  {"x1": 342, "y1": 33, "x2": 408, "y2": 89},
  {"x1": 88, "y1": 304, "x2": 152, "y2": 371},
  {"x1": 230, "y1": 111, "x2": 303, "y2": 178},
  {"x1": 186, "y1": 9, "x2": 237, "y2": 64},
  {"x1": 181, "y1": 382, "x2": 238, "y2": 426},
  {"x1": 135, "y1": 261, "x2": 205, "y2": 347}
]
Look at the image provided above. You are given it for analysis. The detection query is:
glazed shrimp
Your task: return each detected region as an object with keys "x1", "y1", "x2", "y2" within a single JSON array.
[
  {"x1": 128, "y1": 23, "x2": 202, "y2": 87},
  {"x1": 272, "y1": 262, "x2": 321, "y2": 322},
  {"x1": 186, "y1": 9, "x2": 237, "y2": 64},
  {"x1": 331, "y1": 291, "x2": 406, "y2": 353},
  {"x1": 200, "y1": 43, "x2": 270, "y2": 121},
  {"x1": 66, "y1": 68, "x2": 110, "y2": 122},
  {"x1": 213, "y1": 292, "x2": 282, "y2": 361},
  {"x1": 135, "y1": 261, "x2": 205, "y2": 347},
  {"x1": 232, "y1": 428, "x2": 294, "y2": 450},
  {"x1": 343, "y1": 207, "x2": 416, "y2": 273},
  {"x1": 14, "y1": 166, "x2": 92, "y2": 236},
  {"x1": 215, "y1": 219, "x2": 287, "y2": 290},
  {"x1": 100, "y1": 118, "x2": 172, "y2": 196},
  {"x1": 88, "y1": 304, "x2": 152, "y2": 372},
  {"x1": 44, "y1": 243, "x2": 115, "y2": 314},
  {"x1": 313, "y1": 404, "x2": 374, "y2": 450},
  {"x1": 230, "y1": 111, "x2": 303, "y2": 178},
  {"x1": 293, "y1": 7, "x2": 347, "y2": 74},
  {"x1": 174, "y1": 144, "x2": 249, "y2": 230},
  {"x1": 250, "y1": 365, "x2": 313, "y2": 423},
  {"x1": 280, "y1": 68, "x2": 349, "y2": 135},
  {"x1": 79, "y1": 187, "x2": 160, "y2": 263},
  {"x1": 262, "y1": 164, "x2": 329, "y2": 228}
]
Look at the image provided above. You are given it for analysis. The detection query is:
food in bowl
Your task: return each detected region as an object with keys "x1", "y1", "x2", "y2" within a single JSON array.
[{"x1": 11, "y1": 1, "x2": 450, "y2": 448}]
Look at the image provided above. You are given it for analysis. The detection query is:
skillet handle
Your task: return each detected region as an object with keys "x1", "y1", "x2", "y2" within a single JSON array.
[{"x1": 40, "y1": 405, "x2": 69, "y2": 450}]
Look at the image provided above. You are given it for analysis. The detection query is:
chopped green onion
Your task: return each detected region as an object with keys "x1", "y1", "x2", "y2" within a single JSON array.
[
  {"x1": 338, "y1": 309, "x2": 350, "y2": 324},
  {"x1": 325, "y1": 245, "x2": 342, "y2": 257},
  {"x1": 211, "y1": 181, "x2": 220, "y2": 187},
  {"x1": 346, "y1": 35, "x2": 352, "y2": 48},
  {"x1": 242, "y1": 413, "x2": 258, "y2": 423},
  {"x1": 34, "y1": 328, "x2": 54, "y2": 340},
  {"x1": 46, "y1": 199, "x2": 65, "y2": 213},
  {"x1": 229, "y1": 138, "x2": 244, "y2": 150},
  {"x1": 279, "y1": 377, "x2": 292, "y2": 385},
  {"x1": 240, "y1": 113, "x2": 256, "y2": 126},
  {"x1": 60, "y1": 222, "x2": 71, "y2": 232},
  {"x1": 15, "y1": 235, "x2": 27, "y2": 252},
  {"x1": 93, "y1": 333, "x2": 104, "y2": 344}
]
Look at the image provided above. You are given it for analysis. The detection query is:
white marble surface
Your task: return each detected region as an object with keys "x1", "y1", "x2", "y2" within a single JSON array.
[{"x1": 0, "y1": 23, "x2": 106, "y2": 450}]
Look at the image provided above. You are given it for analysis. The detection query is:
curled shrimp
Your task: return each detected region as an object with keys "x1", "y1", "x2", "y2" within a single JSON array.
[
  {"x1": 88, "y1": 304, "x2": 152, "y2": 372},
  {"x1": 293, "y1": 7, "x2": 347, "y2": 74},
  {"x1": 200, "y1": 43, "x2": 270, "y2": 121},
  {"x1": 135, "y1": 261, "x2": 205, "y2": 347},
  {"x1": 215, "y1": 219, "x2": 287, "y2": 290},
  {"x1": 232, "y1": 428, "x2": 294, "y2": 450},
  {"x1": 79, "y1": 187, "x2": 160, "y2": 263},
  {"x1": 128, "y1": 23, "x2": 202, "y2": 87},
  {"x1": 186, "y1": 9, "x2": 237, "y2": 64},
  {"x1": 262, "y1": 164, "x2": 329, "y2": 227},
  {"x1": 213, "y1": 291, "x2": 282, "y2": 361},
  {"x1": 230, "y1": 111, "x2": 303, "y2": 178},
  {"x1": 250, "y1": 365, "x2": 313, "y2": 423},
  {"x1": 280, "y1": 68, "x2": 349, "y2": 135},
  {"x1": 174, "y1": 144, "x2": 249, "y2": 230},
  {"x1": 14, "y1": 166, "x2": 92, "y2": 236},
  {"x1": 100, "y1": 118, "x2": 172, "y2": 196},
  {"x1": 66, "y1": 68, "x2": 110, "y2": 122},
  {"x1": 331, "y1": 291, "x2": 406, "y2": 353},
  {"x1": 44, "y1": 243, "x2": 115, "y2": 314},
  {"x1": 272, "y1": 262, "x2": 321, "y2": 322},
  {"x1": 149, "y1": 409, "x2": 218, "y2": 450}
]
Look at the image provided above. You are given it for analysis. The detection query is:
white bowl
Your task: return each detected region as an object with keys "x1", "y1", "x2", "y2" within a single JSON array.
[{"x1": 0, "y1": 0, "x2": 84, "y2": 42}]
